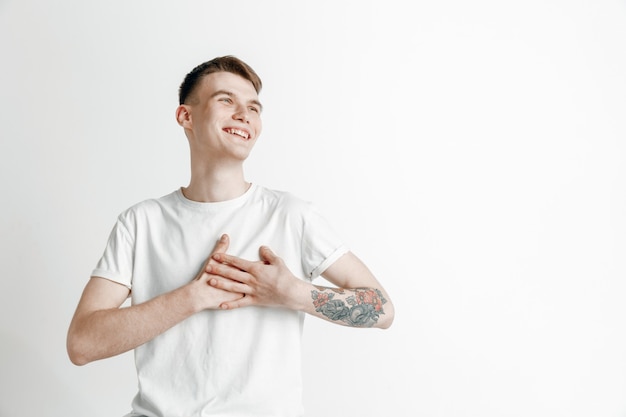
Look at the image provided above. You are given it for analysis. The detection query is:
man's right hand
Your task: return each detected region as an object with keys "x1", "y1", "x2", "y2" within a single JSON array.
[
  {"x1": 190, "y1": 234, "x2": 245, "y2": 310},
  {"x1": 67, "y1": 233, "x2": 245, "y2": 365}
]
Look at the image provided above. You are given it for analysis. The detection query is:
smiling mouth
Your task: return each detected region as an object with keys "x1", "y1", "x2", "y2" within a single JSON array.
[{"x1": 224, "y1": 128, "x2": 251, "y2": 140}]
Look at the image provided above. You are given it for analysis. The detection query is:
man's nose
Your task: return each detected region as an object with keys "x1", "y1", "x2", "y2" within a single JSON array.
[{"x1": 233, "y1": 105, "x2": 250, "y2": 123}]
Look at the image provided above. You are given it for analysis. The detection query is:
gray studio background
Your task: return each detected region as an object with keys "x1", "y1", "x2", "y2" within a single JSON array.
[{"x1": 1, "y1": 1, "x2": 625, "y2": 416}]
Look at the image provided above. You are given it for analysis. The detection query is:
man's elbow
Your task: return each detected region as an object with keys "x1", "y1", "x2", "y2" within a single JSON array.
[
  {"x1": 379, "y1": 302, "x2": 395, "y2": 329},
  {"x1": 68, "y1": 353, "x2": 89, "y2": 366},
  {"x1": 379, "y1": 317, "x2": 393, "y2": 329},
  {"x1": 66, "y1": 332, "x2": 93, "y2": 366}
]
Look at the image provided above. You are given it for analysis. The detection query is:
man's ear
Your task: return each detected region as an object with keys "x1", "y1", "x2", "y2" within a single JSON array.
[{"x1": 176, "y1": 105, "x2": 192, "y2": 128}]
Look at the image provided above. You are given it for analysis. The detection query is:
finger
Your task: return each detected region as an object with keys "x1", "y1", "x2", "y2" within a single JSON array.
[
  {"x1": 220, "y1": 295, "x2": 254, "y2": 310},
  {"x1": 259, "y1": 245, "x2": 279, "y2": 265},
  {"x1": 207, "y1": 263, "x2": 250, "y2": 285},
  {"x1": 210, "y1": 234, "x2": 230, "y2": 258},
  {"x1": 206, "y1": 273, "x2": 249, "y2": 294},
  {"x1": 212, "y1": 252, "x2": 254, "y2": 272},
  {"x1": 194, "y1": 235, "x2": 230, "y2": 281},
  {"x1": 204, "y1": 234, "x2": 230, "y2": 271},
  {"x1": 205, "y1": 276, "x2": 245, "y2": 296}
]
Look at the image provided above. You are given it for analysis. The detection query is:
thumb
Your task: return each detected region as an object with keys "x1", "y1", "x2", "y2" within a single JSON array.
[
  {"x1": 210, "y1": 234, "x2": 229, "y2": 258},
  {"x1": 206, "y1": 234, "x2": 229, "y2": 268},
  {"x1": 259, "y1": 245, "x2": 278, "y2": 265},
  {"x1": 194, "y1": 234, "x2": 230, "y2": 281}
]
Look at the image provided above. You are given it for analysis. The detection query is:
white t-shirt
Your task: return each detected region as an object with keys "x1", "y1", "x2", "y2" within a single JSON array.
[{"x1": 92, "y1": 184, "x2": 348, "y2": 417}]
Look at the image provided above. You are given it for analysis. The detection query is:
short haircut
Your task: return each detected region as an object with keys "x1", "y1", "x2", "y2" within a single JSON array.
[{"x1": 178, "y1": 55, "x2": 262, "y2": 105}]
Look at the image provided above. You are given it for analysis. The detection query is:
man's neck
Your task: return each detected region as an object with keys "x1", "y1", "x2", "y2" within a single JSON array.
[{"x1": 183, "y1": 164, "x2": 250, "y2": 203}]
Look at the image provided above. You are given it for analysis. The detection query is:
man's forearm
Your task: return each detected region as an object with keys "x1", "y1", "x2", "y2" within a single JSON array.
[
  {"x1": 304, "y1": 284, "x2": 392, "y2": 329},
  {"x1": 205, "y1": 248, "x2": 395, "y2": 328},
  {"x1": 67, "y1": 283, "x2": 198, "y2": 366}
]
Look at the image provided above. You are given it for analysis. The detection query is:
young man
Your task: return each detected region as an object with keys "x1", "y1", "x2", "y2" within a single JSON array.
[{"x1": 67, "y1": 56, "x2": 394, "y2": 417}]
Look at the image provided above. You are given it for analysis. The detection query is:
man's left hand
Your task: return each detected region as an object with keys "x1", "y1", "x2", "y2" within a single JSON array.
[{"x1": 206, "y1": 246, "x2": 304, "y2": 310}]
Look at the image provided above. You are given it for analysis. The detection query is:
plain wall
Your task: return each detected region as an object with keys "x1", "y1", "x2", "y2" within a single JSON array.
[{"x1": 1, "y1": 1, "x2": 626, "y2": 416}]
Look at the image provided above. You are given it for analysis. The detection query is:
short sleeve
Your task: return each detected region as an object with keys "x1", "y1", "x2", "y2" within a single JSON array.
[
  {"x1": 300, "y1": 204, "x2": 349, "y2": 279},
  {"x1": 91, "y1": 215, "x2": 135, "y2": 289}
]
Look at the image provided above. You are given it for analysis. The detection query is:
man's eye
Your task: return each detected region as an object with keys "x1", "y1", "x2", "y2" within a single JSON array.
[
  {"x1": 249, "y1": 107, "x2": 259, "y2": 113},
  {"x1": 219, "y1": 97, "x2": 232, "y2": 103}
]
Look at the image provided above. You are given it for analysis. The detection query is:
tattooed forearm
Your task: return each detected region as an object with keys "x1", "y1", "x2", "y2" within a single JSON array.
[{"x1": 311, "y1": 286, "x2": 387, "y2": 327}]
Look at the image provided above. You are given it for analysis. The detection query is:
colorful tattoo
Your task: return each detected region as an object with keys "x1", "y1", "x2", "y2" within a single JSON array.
[{"x1": 311, "y1": 287, "x2": 387, "y2": 327}]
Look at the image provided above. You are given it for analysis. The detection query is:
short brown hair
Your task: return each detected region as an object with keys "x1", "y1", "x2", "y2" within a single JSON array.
[{"x1": 178, "y1": 55, "x2": 262, "y2": 105}]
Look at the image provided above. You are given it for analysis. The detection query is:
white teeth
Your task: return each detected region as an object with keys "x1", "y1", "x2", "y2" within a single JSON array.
[{"x1": 227, "y1": 128, "x2": 249, "y2": 139}]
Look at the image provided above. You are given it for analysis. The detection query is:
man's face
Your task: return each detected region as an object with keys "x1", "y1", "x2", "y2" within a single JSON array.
[{"x1": 183, "y1": 71, "x2": 262, "y2": 163}]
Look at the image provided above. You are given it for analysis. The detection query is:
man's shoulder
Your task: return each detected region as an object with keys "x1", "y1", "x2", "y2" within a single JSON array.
[
  {"x1": 254, "y1": 184, "x2": 313, "y2": 212},
  {"x1": 116, "y1": 190, "x2": 178, "y2": 221}
]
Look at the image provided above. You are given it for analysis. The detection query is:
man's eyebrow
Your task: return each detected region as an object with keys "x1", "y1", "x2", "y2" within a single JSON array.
[
  {"x1": 210, "y1": 90, "x2": 234, "y2": 99},
  {"x1": 251, "y1": 99, "x2": 263, "y2": 112},
  {"x1": 211, "y1": 90, "x2": 263, "y2": 112}
]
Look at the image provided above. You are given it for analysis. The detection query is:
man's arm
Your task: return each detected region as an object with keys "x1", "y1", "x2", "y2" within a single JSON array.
[
  {"x1": 311, "y1": 251, "x2": 394, "y2": 329},
  {"x1": 67, "y1": 235, "x2": 243, "y2": 365},
  {"x1": 207, "y1": 248, "x2": 394, "y2": 329}
]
